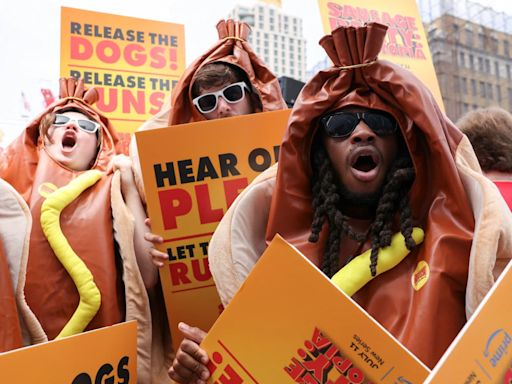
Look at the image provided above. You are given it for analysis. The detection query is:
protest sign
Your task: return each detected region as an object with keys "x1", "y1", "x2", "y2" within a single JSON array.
[
  {"x1": 136, "y1": 110, "x2": 290, "y2": 349},
  {"x1": 60, "y1": 7, "x2": 185, "y2": 133}
]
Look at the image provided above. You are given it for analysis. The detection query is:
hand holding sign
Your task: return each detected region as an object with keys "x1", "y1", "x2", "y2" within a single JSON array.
[
  {"x1": 144, "y1": 217, "x2": 167, "y2": 268},
  {"x1": 168, "y1": 322, "x2": 210, "y2": 384}
]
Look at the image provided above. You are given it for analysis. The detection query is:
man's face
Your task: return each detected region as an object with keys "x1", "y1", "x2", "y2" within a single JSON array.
[
  {"x1": 44, "y1": 111, "x2": 99, "y2": 171},
  {"x1": 321, "y1": 107, "x2": 399, "y2": 199},
  {"x1": 194, "y1": 81, "x2": 254, "y2": 120}
]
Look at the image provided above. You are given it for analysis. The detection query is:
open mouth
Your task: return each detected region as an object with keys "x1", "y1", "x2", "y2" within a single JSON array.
[
  {"x1": 349, "y1": 147, "x2": 381, "y2": 182},
  {"x1": 350, "y1": 148, "x2": 380, "y2": 171},
  {"x1": 61, "y1": 132, "x2": 77, "y2": 151},
  {"x1": 352, "y1": 155, "x2": 377, "y2": 172}
]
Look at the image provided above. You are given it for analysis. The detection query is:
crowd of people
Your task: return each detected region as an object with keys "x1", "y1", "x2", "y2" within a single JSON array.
[{"x1": 1, "y1": 19, "x2": 512, "y2": 384}]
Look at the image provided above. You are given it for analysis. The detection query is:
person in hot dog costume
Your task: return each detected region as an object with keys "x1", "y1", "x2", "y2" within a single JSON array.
[
  {"x1": 132, "y1": 19, "x2": 287, "y2": 383},
  {"x1": 168, "y1": 23, "x2": 512, "y2": 382},
  {"x1": 130, "y1": 19, "x2": 287, "y2": 203},
  {"x1": 0, "y1": 77, "x2": 170, "y2": 383}
]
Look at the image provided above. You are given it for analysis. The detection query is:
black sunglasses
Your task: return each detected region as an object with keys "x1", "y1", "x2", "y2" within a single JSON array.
[
  {"x1": 320, "y1": 110, "x2": 398, "y2": 139},
  {"x1": 53, "y1": 114, "x2": 100, "y2": 133},
  {"x1": 192, "y1": 81, "x2": 250, "y2": 114}
]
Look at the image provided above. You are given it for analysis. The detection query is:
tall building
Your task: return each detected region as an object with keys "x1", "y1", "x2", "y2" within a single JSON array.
[
  {"x1": 419, "y1": 0, "x2": 512, "y2": 122},
  {"x1": 418, "y1": 0, "x2": 512, "y2": 31},
  {"x1": 228, "y1": 1, "x2": 307, "y2": 82}
]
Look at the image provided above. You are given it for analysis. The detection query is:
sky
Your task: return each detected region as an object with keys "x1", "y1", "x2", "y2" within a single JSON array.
[
  {"x1": 0, "y1": 0, "x2": 326, "y2": 145},
  {"x1": 0, "y1": 0, "x2": 511, "y2": 145}
]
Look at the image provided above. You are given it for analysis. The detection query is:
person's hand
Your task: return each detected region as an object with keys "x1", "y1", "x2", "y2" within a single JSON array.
[
  {"x1": 143, "y1": 218, "x2": 168, "y2": 268},
  {"x1": 168, "y1": 322, "x2": 210, "y2": 384},
  {"x1": 112, "y1": 154, "x2": 136, "y2": 194}
]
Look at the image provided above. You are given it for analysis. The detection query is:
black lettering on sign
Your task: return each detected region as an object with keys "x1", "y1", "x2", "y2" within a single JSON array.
[{"x1": 70, "y1": 356, "x2": 130, "y2": 384}]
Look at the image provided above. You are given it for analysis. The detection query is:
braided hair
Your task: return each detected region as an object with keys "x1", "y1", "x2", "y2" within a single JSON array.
[{"x1": 309, "y1": 135, "x2": 417, "y2": 278}]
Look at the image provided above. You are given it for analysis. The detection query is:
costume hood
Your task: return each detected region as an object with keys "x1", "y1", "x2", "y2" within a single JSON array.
[
  {"x1": 135, "y1": 18, "x2": 286, "y2": 132},
  {"x1": 0, "y1": 77, "x2": 124, "y2": 196},
  {"x1": 168, "y1": 18, "x2": 287, "y2": 125}
]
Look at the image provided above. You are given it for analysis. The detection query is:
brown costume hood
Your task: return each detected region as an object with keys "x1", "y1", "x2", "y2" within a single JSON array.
[
  {"x1": 267, "y1": 23, "x2": 474, "y2": 368},
  {"x1": 168, "y1": 19, "x2": 287, "y2": 125},
  {"x1": 0, "y1": 77, "x2": 123, "y2": 194},
  {"x1": 134, "y1": 18, "x2": 287, "y2": 133}
]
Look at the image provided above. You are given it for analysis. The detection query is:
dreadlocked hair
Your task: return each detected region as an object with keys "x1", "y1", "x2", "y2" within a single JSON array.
[
  {"x1": 309, "y1": 141, "x2": 417, "y2": 278},
  {"x1": 368, "y1": 155, "x2": 416, "y2": 276}
]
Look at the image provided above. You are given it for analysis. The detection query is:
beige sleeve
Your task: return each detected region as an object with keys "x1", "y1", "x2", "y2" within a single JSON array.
[
  {"x1": 0, "y1": 178, "x2": 47, "y2": 345},
  {"x1": 456, "y1": 136, "x2": 512, "y2": 319},
  {"x1": 209, "y1": 164, "x2": 277, "y2": 307}
]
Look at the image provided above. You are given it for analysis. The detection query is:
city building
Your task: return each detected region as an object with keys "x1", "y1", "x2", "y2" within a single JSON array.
[
  {"x1": 419, "y1": 0, "x2": 512, "y2": 121},
  {"x1": 228, "y1": 1, "x2": 308, "y2": 82}
]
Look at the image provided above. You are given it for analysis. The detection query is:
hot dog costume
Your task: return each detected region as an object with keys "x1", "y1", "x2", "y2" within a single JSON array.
[
  {"x1": 0, "y1": 78, "x2": 170, "y2": 383},
  {"x1": 209, "y1": 23, "x2": 512, "y2": 368}
]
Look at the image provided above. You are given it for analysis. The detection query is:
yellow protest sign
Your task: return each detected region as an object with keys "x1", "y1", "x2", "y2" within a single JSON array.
[
  {"x1": 202, "y1": 235, "x2": 430, "y2": 383},
  {"x1": 0, "y1": 321, "x2": 137, "y2": 383},
  {"x1": 317, "y1": 0, "x2": 444, "y2": 110},
  {"x1": 60, "y1": 7, "x2": 185, "y2": 133},
  {"x1": 136, "y1": 110, "x2": 290, "y2": 350},
  {"x1": 426, "y1": 260, "x2": 512, "y2": 383}
]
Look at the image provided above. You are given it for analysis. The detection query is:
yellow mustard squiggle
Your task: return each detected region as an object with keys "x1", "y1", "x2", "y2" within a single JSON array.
[
  {"x1": 331, "y1": 227, "x2": 425, "y2": 296},
  {"x1": 40, "y1": 170, "x2": 103, "y2": 339}
]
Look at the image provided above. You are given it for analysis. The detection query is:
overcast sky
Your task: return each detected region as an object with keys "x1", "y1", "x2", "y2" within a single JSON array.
[
  {"x1": 0, "y1": 0, "x2": 326, "y2": 145},
  {"x1": 1, "y1": 0, "x2": 511, "y2": 145}
]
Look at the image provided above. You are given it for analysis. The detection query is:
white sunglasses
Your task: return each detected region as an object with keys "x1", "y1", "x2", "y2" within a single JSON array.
[
  {"x1": 192, "y1": 81, "x2": 250, "y2": 114},
  {"x1": 53, "y1": 114, "x2": 100, "y2": 133}
]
